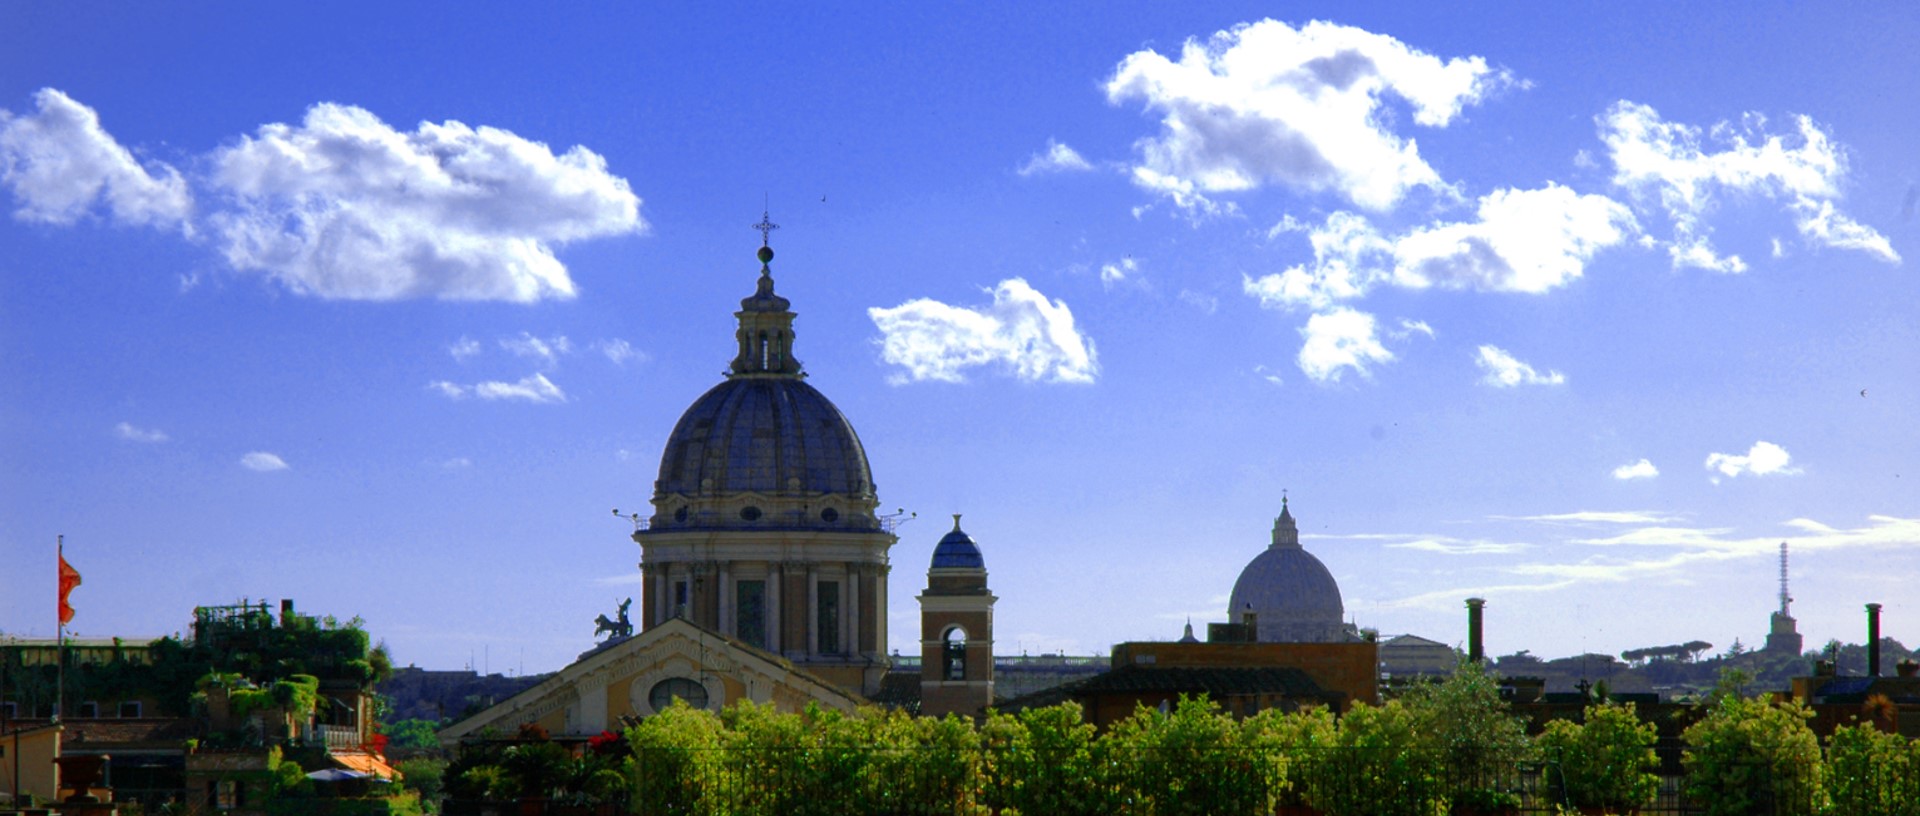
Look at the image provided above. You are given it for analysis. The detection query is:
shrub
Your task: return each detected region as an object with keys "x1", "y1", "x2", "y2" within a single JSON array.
[
  {"x1": 1535, "y1": 703, "x2": 1658, "y2": 812},
  {"x1": 1242, "y1": 706, "x2": 1332, "y2": 809},
  {"x1": 394, "y1": 758, "x2": 447, "y2": 812},
  {"x1": 1825, "y1": 723, "x2": 1920, "y2": 816},
  {"x1": 981, "y1": 702, "x2": 1113, "y2": 816},
  {"x1": 1102, "y1": 696, "x2": 1284, "y2": 816},
  {"x1": 627, "y1": 699, "x2": 723, "y2": 815},
  {"x1": 1321, "y1": 700, "x2": 1443, "y2": 816},
  {"x1": 1681, "y1": 683, "x2": 1824, "y2": 816}
]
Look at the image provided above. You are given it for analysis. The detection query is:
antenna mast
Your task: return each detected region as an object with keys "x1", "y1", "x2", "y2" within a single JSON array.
[{"x1": 1778, "y1": 542, "x2": 1791, "y2": 616}]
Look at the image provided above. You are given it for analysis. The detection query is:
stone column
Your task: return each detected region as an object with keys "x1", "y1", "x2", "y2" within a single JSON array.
[
  {"x1": 718, "y1": 563, "x2": 733, "y2": 637},
  {"x1": 766, "y1": 561, "x2": 782, "y2": 652},
  {"x1": 807, "y1": 564, "x2": 820, "y2": 658},
  {"x1": 847, "y1": 564, "x2": 861, "y2": 657}
]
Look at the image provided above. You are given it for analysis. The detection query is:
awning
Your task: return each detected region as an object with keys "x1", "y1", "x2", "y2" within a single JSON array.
[{"x1": 330, "y1": 752, "x2": 401, "y2": 780}]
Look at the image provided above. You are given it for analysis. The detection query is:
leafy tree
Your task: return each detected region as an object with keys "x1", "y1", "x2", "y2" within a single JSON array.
[
  {"x1": 1320, "y1": 700, "x2": 1442, "y2": 816},
  {"x1": 1401, "y1": 660, "x2": 1530, "y2": 808},
  {"x1": 1102, "y1": 696, "x2": 1283, "y2": 816},
  {"x1": 382, "y1": 719, "x2": 446, "y2": 753},
  {"x1": 981, "y1": 702, "x2": 1113, "y2": 816},
  {"x1": 1825, "y1": 723, "x2": 1920, "y2": 816},
  {"x1": 1536, "y1": 703, "x2": 1658, "y2": 812},
  {"x1": 1682, "y1": 670, "x2": 1824, "y2": 816},
  {"x1": 1241, "y1": 706, "x2": 1332, "y2": 810},
  {"x1": 394, "y1": 758, "x2": 448, "y2": 814},
  {"x1": 627, "y1": 699, "x2": 724, "y2": 815}
]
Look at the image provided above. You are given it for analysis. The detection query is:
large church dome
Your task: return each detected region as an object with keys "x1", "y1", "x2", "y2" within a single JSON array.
[
  {"x1": 1226, "y1": 499, "x2": 1348, "y2": 643},
  {"x1": 655, "y1": 378, "x2": 873, "y2": 499},
  {"x1": 645, "y1": 240, "x2": 881, "y2": 532}
]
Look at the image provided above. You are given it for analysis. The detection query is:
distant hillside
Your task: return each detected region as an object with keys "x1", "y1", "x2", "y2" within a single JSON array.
[
  {"x1": 380, "y1": 666, "x2": 550, "y2": 722},
  {"x1": 1493, "y1": 637, "x2": 1912, "y2": 699}
]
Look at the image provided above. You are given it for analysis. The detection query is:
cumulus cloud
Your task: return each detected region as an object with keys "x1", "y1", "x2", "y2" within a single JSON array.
[
  {"x1": 114, "y1": 422, "x2": 169, "y2": 443},
  {"x1": 208, "y1": 103, "x2": 644, "y2": 302},
  {"x1": 1600, "y1": 100, "x2": 1898, "y2": 269},
  {"x1": 1244, "y1": 185, "x2": 1636, "y2": 311},
  {"x1": 428, "y1": 373, "x2": 567, "y2": 403},
  {"x1": 1105, "y1": 19, "x2": 1516, "y2": 212},
  {"x1": 240, "y1": 451, "x2": 289, "y2": 472},
  {"x1": 868, "y1": 278, "x2": 1098, "y2": 384},
  {"x1": 1611, "y1": 459, "x2": 1659, "y2": 480},
  {"x1": 1705, "y1": 440, "x2": 1800, "y2": 479},
  {"x1": 1297, "y1": 307, "x2": 1392, "y2": 382},
  {"x1": 1017, "y1": 139, "x2": 1094, "y2": 176},
  {"x1": 1475, "y1": 345, "x2": 1565, "y2": 387},
  {"x1": 0, "y1": 88, "x2": 191, "y2": 228},
  {"x1": 499, "y1": 332, "x2": 573, "y2": 367}
]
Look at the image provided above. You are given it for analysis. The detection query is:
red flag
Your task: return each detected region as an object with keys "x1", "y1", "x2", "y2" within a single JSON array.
[{"x1": 58, "y1": 554, "x2": 82, "y2": 625}]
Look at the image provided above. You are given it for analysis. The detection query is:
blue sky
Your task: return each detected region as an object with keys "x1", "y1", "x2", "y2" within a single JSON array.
[{"x1": 4, "y1": 3, "x2": 1916, "y2": 674}]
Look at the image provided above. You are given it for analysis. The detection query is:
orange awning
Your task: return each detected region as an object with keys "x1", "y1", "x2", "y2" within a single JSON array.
[{"x1": 331, "y1": 751, "x2": 401, "y2": 780}]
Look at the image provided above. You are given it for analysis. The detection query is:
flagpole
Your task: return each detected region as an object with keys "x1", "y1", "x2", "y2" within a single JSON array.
[{"x1": 56, "y1": 535, "x2": 65, "y2": 725}]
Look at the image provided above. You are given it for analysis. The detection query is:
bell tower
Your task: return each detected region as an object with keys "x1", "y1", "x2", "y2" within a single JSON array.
[{"x1": 919, "y1": 515, "x2": 995, "y2": 717}]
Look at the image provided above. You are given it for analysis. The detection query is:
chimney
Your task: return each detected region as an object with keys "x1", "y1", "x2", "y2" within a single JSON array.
[
  {"x1": 280, "y1": 599, "x2": 295, "y2": 626},
  {"x1": 1466, "y1": 598, "x2": 1486, "y2": 664},
  {"x1": 1867, "y1": 603, "x2": 1883, "y2": 677}
]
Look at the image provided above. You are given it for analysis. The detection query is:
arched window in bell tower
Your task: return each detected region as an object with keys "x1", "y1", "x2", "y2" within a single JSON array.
[{"x1": 943, "y1": 626, "x2": 968, "y2": 680}]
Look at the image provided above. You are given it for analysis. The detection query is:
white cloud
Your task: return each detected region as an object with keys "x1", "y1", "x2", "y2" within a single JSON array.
[
  {"x1": 1380, "y1": 513, "x2": 1920, "y2": 609},
  {"x1": 1245, "y1": 185, "x2": 1635, "y2": 311},
  {"x1": 1505, "y1": 510, "x2": 1678, "y2": 525},
  {"x1": 594, "y1": 338, "x2": 643, "y2": 364},
  {"x1": 448, "y1": 336, "x2": 481, "y2": 360},
  {"x1": 1297, "y1": 307, "x2": 1392, "y2": 383},
  {"x1": 1388, "y1": 537, "x2": 1531, "y2": 556},
  {"x1": 1705, "y1": 440, "x2": 1800, "y2": 479},
  {"x1": 240, "y1": 451, "x2": 289, "y2": 472},
  {"x1": 1611, "y1": 459, "x2": 1659, "y2": 480},
  {"x1": 438, "y1": 457, "x2": 473, "y2": 469},
  {"x1": 1105, "y1": 19, "x2": 1516, "y2": 212},
  {"x1": 428, "y1": 373, "x2": 567, "y2": 403},
  {"x1": 114, "y1": 422, "x2": 169, "y2": 443},
  {"x1": 1098, "y1": 257, "x2": 1141, "y2": 290},
  {"x1": 868, "y1": 278, "x2": 1098, "y2": 384},
  {"x1": 208, "y1": 102, "x2": 644, "y2": 302},
  {"x1": 1393, "y1": 184, "x2": 1637, "y2": 293},
  {"x1": 1177, "y1": 289, "x2": 1219, "y2": 314},
  {"x1": 1017, "y1": 139, "x2": 1094, "y2": 176},
  {"x1": 499, "y1": 332, "x2": 573, "y2": 367},
  {"x1": 1474, "y1": 345, "x2": 1565, "y2": 387},
  {"x1": 1392, "y1": 318, "x2": 1434, "y2": 339},
  {"x1": 1600, "y1": 100, "x2": 1898, "y2": 268},
  {"x1": 0, "y1": 88, "x2": 191, "y2": 228},
  {"x1": 1253, "y1": 364, "x2": 1284, "y2": 386}
]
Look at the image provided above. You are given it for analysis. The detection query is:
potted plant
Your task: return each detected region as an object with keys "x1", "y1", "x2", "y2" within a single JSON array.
[{"x1": 1536, "y1": 702, "x2": 1659, "y2": 815}]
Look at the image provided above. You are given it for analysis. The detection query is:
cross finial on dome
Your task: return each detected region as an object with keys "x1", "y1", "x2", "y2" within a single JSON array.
[{"x1": 753, "y1": 209, "x2": 779, "y2": 248}]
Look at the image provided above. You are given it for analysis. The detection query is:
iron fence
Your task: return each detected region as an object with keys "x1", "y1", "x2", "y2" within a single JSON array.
[{"x1": 624, "y1": 744, "x2": 1825, "y2": 816}]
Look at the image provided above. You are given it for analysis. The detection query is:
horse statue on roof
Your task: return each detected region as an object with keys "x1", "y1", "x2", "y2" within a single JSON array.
[{"x1": 594, "y1": 598, "x2": 634, "y2": 641}]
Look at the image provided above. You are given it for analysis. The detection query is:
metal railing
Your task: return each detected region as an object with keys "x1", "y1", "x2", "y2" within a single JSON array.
[{"x1": 624, "y1": 744, "x2": 1854, "y2": 816}]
